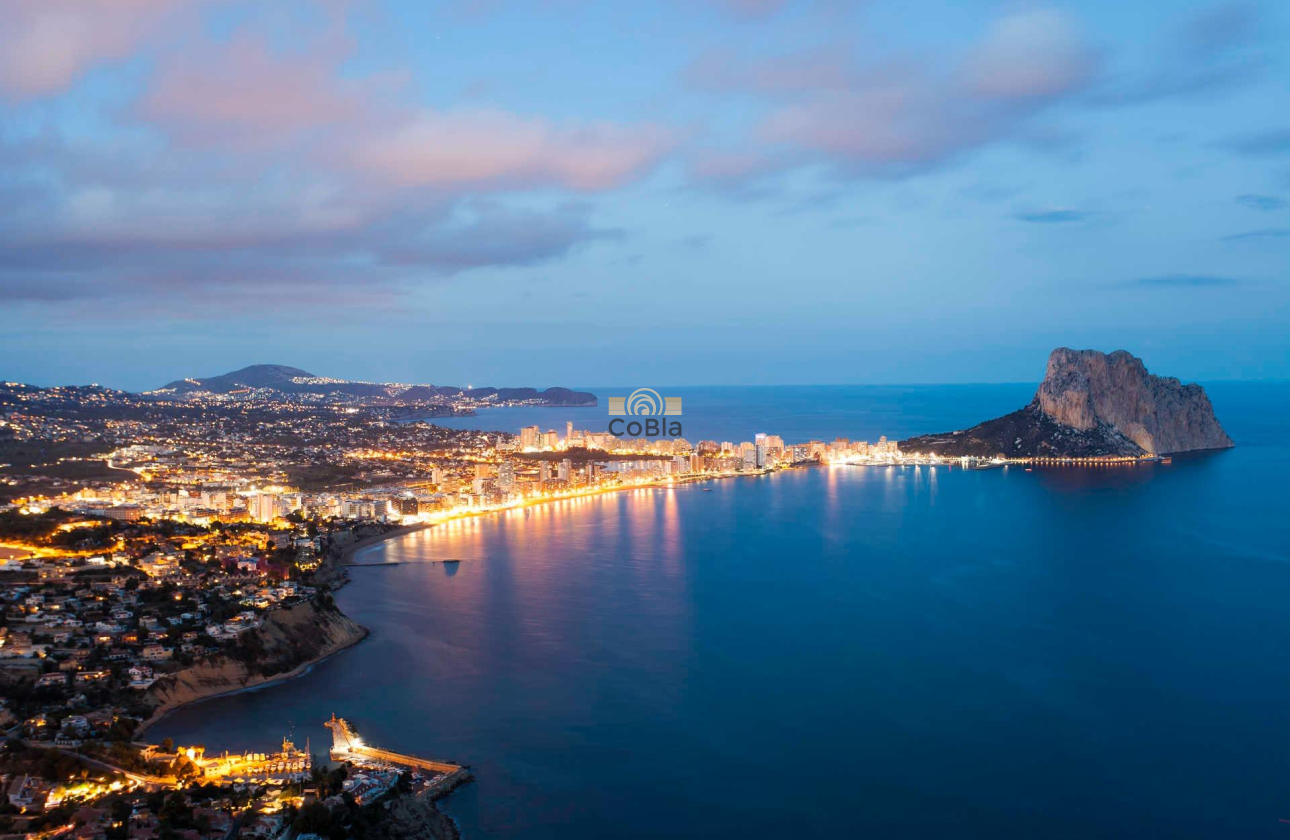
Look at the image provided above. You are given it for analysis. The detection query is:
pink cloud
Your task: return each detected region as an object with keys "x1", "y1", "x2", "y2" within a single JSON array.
[
  {"x1": 963, "y1": 8, "x2": 1095, "y2": 101},
  {"x1": 0, "y1": 0, "x2": 679, "y2": 315},
  {"x1": 688, "y1": 6, "x2": 1097, "y2": 178},
  {"x1": 131, "y1": 26, "x2": 674, "y2": 192},
  {"x1": 137, "y1": 34, "x2": 377, "y2": 145},
  {"x1": 349, "y1": 110, "x2": 675, "y2": 191},
  {"x1": 0, "y1": 0, "x2": 202, "y2": 98},
  {"x1": 0, "y1": 124, "x2": 635, "y2": 317}
]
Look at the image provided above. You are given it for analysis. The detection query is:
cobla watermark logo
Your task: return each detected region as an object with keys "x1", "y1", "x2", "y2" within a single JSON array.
[{"x1": 607, "y1": 388, "x2": 682, "y2": 437}]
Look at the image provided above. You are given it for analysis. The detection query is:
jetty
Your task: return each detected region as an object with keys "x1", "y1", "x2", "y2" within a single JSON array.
[{"x1": 325, "y1": 714, "x2": 466, "y2": 778}]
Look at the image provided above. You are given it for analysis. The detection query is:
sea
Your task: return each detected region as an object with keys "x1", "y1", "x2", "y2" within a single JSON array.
[{"x1": 157, "y1": 382, "x2": 1290, "y2": 839}]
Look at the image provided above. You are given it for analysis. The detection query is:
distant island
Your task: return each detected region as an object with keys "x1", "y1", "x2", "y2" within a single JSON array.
[
  {"x1": 149, "y1": 363, "x2": 597, "y2": 408},
  {"x1": 901, "y1": 348, "x2": 1234, "y2": 458}
]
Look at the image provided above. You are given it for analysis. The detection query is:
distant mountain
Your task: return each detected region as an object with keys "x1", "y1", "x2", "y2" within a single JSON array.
[
  {"x1": 149, "y1": 364, "x2": 597, "y2": 406},
  {"x1": 900, "y1": 348, "x2": 1233, "y2": 458},
  {"x1": 159, "y1": 364, "x2": 318, "y2": 394}
]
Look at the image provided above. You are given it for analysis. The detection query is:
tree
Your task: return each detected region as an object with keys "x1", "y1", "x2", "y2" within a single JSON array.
[
  {"x1": 110, "y1": 798, "x2": 132, "y2": 823},
  {"x1": 292, "y1": 801, "x2": 334, "y2": 835}
]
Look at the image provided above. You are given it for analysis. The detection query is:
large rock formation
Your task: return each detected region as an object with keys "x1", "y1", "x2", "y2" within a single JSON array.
[
  {"x1": 1033, "y1": 348, "x2": 1232, "y2": 454},
  {"x1": 901, "y1": 348, "x2": 1233, "y2": 458}
]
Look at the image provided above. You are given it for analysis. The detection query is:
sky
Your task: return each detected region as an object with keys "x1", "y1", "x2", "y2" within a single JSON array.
[{"x1": 0, "y1": 0, "x2": 1287, "y2": 391}]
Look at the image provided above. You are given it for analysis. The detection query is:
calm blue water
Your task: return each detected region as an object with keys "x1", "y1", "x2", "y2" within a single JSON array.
[
  {"x1": 159, "y1": 383, "x2": 1290, "y2": 839},
  {"x1": 414, "y1": 383, "x2": 1037, "y2": 442}
]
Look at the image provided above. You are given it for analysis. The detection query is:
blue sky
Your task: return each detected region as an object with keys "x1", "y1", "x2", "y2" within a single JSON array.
[{"x1": 1, "y1": 0, "x2": 1287, "y2": 390}]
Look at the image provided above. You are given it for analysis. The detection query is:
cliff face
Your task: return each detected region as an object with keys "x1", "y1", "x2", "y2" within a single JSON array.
[
  {"x1": 901, "y1": 348, "x2": 1233, "y2": 458},
  {"x1": 142, "y1": 599, "x2": 367, "y2": 728},
  {"x1": 1034, "y1": 349, "x2": 1232, "y2": 454}
]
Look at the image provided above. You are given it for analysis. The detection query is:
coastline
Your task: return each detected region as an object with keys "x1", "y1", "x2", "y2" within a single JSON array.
[
  {"x1": 339, "y1": 522, "x2": 434, "y2": 564},
  {"x1": 137, "y1": 624, "x2": 369, "y2": 737},
  {"x1": 137, "y1": 469, "x2": 786, "y2": 743},
  {"x1": 138, "y1": 524, "x2": 433, "y2": 738}
]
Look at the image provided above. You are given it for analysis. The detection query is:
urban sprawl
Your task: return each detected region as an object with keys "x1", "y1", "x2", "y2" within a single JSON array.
[{"x1": 0, "y1": 380, "x2": 931, "y2": 839}]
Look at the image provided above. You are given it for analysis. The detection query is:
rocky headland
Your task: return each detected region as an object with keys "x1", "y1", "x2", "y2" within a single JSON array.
[
  {"x1": 140, "y1": 597, "x2": 367, "y2": 732},
  {"x1": 151, "y1": 363, "x2": 597, "y2": 407},
  {"x1": 901, "y1": 348, "x2": 1234, "y2": 458}
]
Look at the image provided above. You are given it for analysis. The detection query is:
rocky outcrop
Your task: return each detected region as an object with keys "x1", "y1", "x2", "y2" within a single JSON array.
[
  {"x1": 1034, "y1": 348, "x2": 1232, "y2": 454},
  {"x1": 368, "y1": 792, "x2": 464, "y2": 840},
  {"x1": 901, "y1": 348, "x2": 1233, "y2": 458},
  {"x1": 141, "y1": 599, "x2": 367, "y2": 731}
]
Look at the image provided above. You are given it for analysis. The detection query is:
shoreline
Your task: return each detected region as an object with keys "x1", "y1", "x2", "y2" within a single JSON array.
[
  {"x1": 138, "y1": 469, "x2": 783, "y2": 739},
  {"x1": 137, "y1": 525, "x2": 434, "y2": 738},
  {"x1": 339, "y1": 521, "x2": 434, "y2": 564},
  {"x1": 138, "y1": 613, "x2": 370, "y2": 738}
]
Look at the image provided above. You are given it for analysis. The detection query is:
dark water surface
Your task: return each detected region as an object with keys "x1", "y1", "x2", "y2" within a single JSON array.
[{"x1": 159, "y1": 383, "x2": 1290, "y2": 839}]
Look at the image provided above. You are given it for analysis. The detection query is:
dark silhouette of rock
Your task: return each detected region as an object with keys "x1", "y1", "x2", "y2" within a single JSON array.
[{"x1": 901, "y1": 349, "x2": 1233, "y2": 457}]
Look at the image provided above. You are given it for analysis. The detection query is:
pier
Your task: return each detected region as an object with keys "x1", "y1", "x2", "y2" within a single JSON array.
[
  {"x1": 325, "y1": 714, "x2": 464, "y2": 775},
  {"x1": 1008, "y1": 454, "x2": 1162, "y2": 466},
  {"x1": 839, "y1": 453, "x2": 1163, "y2": 469}
]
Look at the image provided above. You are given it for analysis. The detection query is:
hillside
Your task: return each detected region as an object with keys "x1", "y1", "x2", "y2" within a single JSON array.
[{"x1": 148, "y1": 364, "x2": 597, "y2": 406}]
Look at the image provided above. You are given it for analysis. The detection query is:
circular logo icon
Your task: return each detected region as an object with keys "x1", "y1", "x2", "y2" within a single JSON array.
[{"x1": 626, "y1": 388, "x2": 663, "y2": 415}]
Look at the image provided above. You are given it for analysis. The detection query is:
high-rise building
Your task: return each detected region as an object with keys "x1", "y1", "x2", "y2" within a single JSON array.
[
  {"x1": 497, "y1": 462, "x2": 516, "y2": 490},
  {"x1": 519, "y1": 425, "x2": 540, "y2": 450},
  {"x1": 543, "y1": 430, "x2": 559, "y2": 449},
  {"x1": 342, "y1": 498, "x2": 375, "y2": 519},
  {"x1": 250, "y1": 493, "x2": 279, "y2": 523},
  {"x1": 558, "y1": 459, "x2": 571, "y2": 481},
  {"x1": 566, "y1": 421, "x2": 574, "y2": 445}
]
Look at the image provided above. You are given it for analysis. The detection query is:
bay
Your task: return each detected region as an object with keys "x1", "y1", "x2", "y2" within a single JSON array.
[{"x1": 158, "y1": 382, "x2": 1290, "y2": 839}]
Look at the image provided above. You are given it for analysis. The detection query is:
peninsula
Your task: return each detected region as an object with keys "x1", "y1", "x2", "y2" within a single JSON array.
[
  {"x1": 151, "y1": 363, "x2": 597, "y2": 409},
  {"x1": 900, "y1": 348, "x2": 1234, "y2": 458}
]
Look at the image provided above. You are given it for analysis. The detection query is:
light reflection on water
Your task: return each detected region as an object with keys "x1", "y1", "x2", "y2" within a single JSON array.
[{"x1": 156, "y1": 384, "x2": 1289, "y2": 840}]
